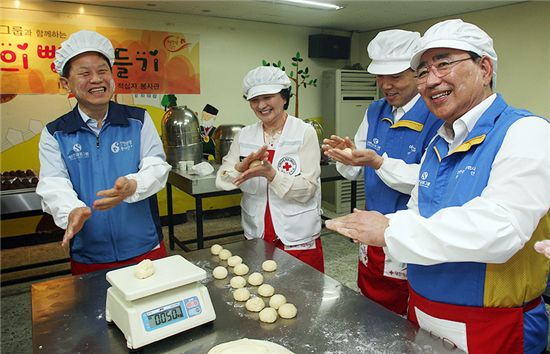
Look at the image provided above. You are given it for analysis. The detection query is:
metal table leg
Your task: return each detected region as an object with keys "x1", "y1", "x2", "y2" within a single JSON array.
[
  {"x1": 195, "y1": 195, "x2": 204, "y2": 249},
  {"x1": 350, "y1": 180, "x2": 357, "y2": 212},
  {"x1": 167, "y1": 183, "x2": 174, "y2": 250}
]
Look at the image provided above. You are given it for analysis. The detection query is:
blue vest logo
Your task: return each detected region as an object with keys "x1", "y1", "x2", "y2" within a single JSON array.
[
  {"x1": 367, "y1": 137, "x2": 381, "y2": 151},
  {"x1": 111, "y1": 140, "x2": 133, "y2": 154},
  {"x1": 68, "y1": 143, "x2": 89, "y2": 161},
  {"x1": 455, "y1": 165, "x2": 477, "y2": 179},
  {"x1": 408, "y1": 144, "x2": 417, "y2": 155},
  {"x1": 419, "y1": 171, "x2": 430, "y2": 188}
]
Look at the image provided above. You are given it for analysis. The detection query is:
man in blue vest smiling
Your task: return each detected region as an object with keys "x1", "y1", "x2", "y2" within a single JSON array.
[
  {"x1": 326, "y1": 19, "x2": 550, "y2": 353},
  {"x1": 322, "y1": 29, "x2": 441, "y2": 316},
  {"x1": 37, "y1": 30, "x2": 171, "y2": 275}
]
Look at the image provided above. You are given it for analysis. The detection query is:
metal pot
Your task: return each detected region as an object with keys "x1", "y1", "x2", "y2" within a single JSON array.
[
  {"x1": 212, "y1": 124, "x2": 244, "y2": 164},
  {"x1": 161, "y1": 105, "x2": 203, "y2": 167}
]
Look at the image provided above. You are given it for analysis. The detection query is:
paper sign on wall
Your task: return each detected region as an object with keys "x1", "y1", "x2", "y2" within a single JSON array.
[{"x1": 0, "y1": 21, "x2": 200, "y2": 94}]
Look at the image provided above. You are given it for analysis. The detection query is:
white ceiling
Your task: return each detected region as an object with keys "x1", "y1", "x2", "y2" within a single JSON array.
[{"x1": 52, "y1": 0, "x2": 523, "y2": 32}]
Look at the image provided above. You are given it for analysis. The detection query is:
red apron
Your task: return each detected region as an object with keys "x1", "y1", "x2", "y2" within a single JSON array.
[
  {"x1": 357, "y1": 245, "x2": 408, "y2": 315},
  {"x1": 263, "y1": 149, "x2": 324, "y2": 273},
  {"x1": 408, "y1": 287, "x2": 540, "y2": 353},
  {"x1": 70, "y1": 242, "x2": 167, "y2": 275}
]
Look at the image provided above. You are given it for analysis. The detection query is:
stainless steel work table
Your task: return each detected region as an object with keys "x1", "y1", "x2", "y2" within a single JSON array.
[
  {"x1": 1, "y1": 188, "x2": 70, "y2": 284},
  {"x1": 166, "y1": 162, "x2": 357, "y2": 251},
  {"x1": 32, "y1": 239, "x2": 460, "y2": 353}
]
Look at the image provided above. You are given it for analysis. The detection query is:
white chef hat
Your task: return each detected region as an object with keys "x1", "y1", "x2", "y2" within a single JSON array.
[
  {"x1": 54, "y1": 30, "x2": 115, "y2": 75},
  {"x1": 242, "y1": 66, "x2": 291, "y2": 100},
  {"x1": 410, "y1": 19, "x2": 497, "y2": 88},
  {"x1": 367, "y1": 29, "x2": 420, "y2": 75}
]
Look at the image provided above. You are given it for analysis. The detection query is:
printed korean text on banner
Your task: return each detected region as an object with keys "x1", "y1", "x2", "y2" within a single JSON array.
[{"x1": 0, "y1": 22, "x2": 200, "y2": 94}]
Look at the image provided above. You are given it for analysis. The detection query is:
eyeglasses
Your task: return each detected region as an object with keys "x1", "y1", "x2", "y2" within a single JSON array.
[{"x1": 415, "y1": 57, "x2": 473, "y2": 83}]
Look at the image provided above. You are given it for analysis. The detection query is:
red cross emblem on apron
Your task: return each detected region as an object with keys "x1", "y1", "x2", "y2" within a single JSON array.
[{"x1": 277, "y1": 156, "x2": 297, "y2": 175}]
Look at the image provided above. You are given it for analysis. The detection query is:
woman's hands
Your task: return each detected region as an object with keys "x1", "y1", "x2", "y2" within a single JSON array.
[{"x1": 233, "y1": 146, "x2": 276, "y2": 186}]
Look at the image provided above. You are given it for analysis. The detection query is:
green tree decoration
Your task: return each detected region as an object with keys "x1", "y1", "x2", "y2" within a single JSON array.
[
  {"x1": 161, "y1": 94, "x2": 178, "y2": 111},
  {"x1": 262, "y1": 51, "x2": 318, "y2": 117}
]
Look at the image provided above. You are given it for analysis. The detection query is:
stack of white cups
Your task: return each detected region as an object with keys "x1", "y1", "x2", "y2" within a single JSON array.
[{"x1": 177, "y1": 161, "x2": 195, "y2": 172}]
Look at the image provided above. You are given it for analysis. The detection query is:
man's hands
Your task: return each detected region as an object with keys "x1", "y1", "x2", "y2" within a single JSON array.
[
  {"x1": 325, "y1": 209, "x2": 389, "y2": 247},
  {"x1": 233, "y1": 146, "x2": 276, "y2": 186},
  {"x1": 62, "y1": 206, "x2": 92, "y2": 247},
  {"x1": 93, "y1": 177, "x2": 137, "y2": 211},
  {"x1": 322, "y1": 135, "x2": 383, "y2": 169},
  {"x1": 61, "y1": 177, "x2": 137, "y2": 248}
]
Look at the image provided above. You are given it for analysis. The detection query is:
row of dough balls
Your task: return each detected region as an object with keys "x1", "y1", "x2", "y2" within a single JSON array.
[
  {"x1": 242, "y1": 293, "x2": 298, "y2": 323},
  {"x1": 210, "y1": 244, "x2": 297, "y2": 323},
  {"x1": 211, "y1": 244, "x2": 277, "y2": 280}
]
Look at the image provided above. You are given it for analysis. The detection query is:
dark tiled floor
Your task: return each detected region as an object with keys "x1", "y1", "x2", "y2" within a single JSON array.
[{"x1": 0, "y1": 216, "x2": 358, "y2": 354}]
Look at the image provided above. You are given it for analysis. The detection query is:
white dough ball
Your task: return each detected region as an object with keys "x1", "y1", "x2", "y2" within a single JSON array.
[
  {"x1": 230, "y1": 276, "x2": 247, "y2": 289},
  {"x1": 269, "y1": 294, "x2": 287, "y2": 309},
  {"x1": 278, "y1": 303, "x2": 297, "y2": 319},
  {"x1": 212, "y1": 266, "x2": 228, "y2": 279},
  {"x1": 218, "y1": 249, "x2": 232, "y2": 260},
  {"x1": 227, "y1": 255, "x2": 243, "y2": 267},
  {"x1": 262, "y1": 260, "x2": 277, "y2": 272},
  {"x1": 233, "y1": 288, "x2": 251, "y2": 302},
  {"x1": 245, "y1": 297, "x2": 265, "y2": 312},
  {"x1": 247, "y1": 272, "x2": 264, "y2": 286},
  {"x1": 210, "y1": 244, "x2": 223, "y2": 255},
  {"x1": 134, "y1": 259, "x2": 155, "y2": 279},
  {"x1": 249, "y1": 160, "x2": 262, "y2": 168},
  {"x1": 257, "y1": 284, "x2": 275, "y2": 297},
  {"x1": 233, "y1": 263, "x2": 249, "y2": 276},
  {"x1": 259, "y1": 307, "x2": 278, "y2": 323}
]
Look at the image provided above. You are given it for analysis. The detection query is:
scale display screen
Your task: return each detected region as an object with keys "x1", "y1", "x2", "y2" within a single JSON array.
[{"x1": 141, "y1": 296, "x2": 203, "y2": 332}]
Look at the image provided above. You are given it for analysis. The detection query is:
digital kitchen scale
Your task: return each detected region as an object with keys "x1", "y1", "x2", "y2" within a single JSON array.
[{"x1": 105, "y1": 255, "x2": 216, "y2": 349}]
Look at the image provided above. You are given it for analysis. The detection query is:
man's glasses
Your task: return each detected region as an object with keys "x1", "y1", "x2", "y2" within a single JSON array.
[{"x1": 415, "y1": 57, "x2": 474, "y2": 83}]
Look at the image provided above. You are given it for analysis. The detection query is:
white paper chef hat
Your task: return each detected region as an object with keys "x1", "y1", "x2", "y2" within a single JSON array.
[
  {"x1": 410, "y1": 19, "x2": 498, "y2": 88},
  {"x1": 54, "y1": 30, "x2": 115, "y2": 75},
  {"x1": 367, "y1": 29, "x2": 420, "y2": 75},
  {"x1": 242, "y1": 66, "x2": 291, "y2": 100}
]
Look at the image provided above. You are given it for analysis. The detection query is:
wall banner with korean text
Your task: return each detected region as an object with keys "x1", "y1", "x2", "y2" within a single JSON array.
[{"x1": 0, "y1": 22, "x2": 200, "y2": 94}]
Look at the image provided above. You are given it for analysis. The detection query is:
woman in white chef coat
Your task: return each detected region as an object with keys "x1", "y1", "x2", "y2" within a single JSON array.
[{"x1": 216, "y1": 66, "x2": 324, "y2": 272}]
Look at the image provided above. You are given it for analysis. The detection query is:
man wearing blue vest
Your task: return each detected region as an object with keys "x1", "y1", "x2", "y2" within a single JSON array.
[
  {"x1": 326, "y1": 19, "x2": 550, "y2": 354},
  {"x1": 37, "y1": 30, "x2": 171, "y2": 275},
  {"x1": 323, "y1": 30, "x2": 441, "y2": 316}
]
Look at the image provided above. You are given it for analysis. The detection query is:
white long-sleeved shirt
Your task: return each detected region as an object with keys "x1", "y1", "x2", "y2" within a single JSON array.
[
  {"x1": 37, "y1": 106, "x2": 171, "y2": 229},
  {"x1": 216, "y1": 126, "x2": 320, "y2": 204},
  {"x1": 336, "y1": 94, "x2": 424, "y2": 195},
  {"x1": 385, "y1": 94, "x2": 550, "y2": 265}
]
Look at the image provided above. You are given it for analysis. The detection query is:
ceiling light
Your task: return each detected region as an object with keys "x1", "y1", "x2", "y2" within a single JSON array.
[{"x1": 277, "y1": 0, "x2": 343, "y2": 10}]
